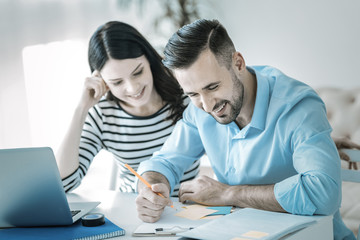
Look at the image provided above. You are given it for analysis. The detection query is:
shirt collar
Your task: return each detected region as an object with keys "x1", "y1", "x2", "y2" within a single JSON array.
[{"x1": 247, "y1": 66, "x2": 270, "y2": 131}]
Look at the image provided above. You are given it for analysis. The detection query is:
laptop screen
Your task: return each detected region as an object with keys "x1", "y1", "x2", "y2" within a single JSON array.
[{"x1": 0, "y1": 147, "x2": 73, "y2": 228}]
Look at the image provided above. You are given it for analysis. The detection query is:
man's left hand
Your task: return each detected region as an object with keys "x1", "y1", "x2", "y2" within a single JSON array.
[{"x1": 178, "y1": 175, "x2": 230, "y2": 205}]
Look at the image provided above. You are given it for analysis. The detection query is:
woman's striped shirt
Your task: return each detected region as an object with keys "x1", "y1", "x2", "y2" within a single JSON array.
[{"x1": 61, "y1": 97, "x2": 200, "y2": 196}]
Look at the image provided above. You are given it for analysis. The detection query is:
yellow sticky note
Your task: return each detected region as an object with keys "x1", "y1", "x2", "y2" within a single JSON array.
[
  {"x1": 175, "y1": 205, "x2": 217, "y2": 220},
  {"x1": 242, "y1": 230, "x2": 269, "y2": 238}
]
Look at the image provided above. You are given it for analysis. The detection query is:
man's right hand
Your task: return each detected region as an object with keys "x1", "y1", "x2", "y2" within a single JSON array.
[{"x1": 135, "y1": 174, "x2": 173, "y2": 223}]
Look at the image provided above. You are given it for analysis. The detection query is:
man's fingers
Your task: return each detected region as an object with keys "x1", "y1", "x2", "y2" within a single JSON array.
[
  {"x1": 179, "y1": 181, "x2": 194, "y2": 203},
  {"x1": 138, "y1": 213, "x2": 161, "y2": 223},
  {"x1": 138, "y1": 187, "x2": 169, "y2": 209},
  {"x1": 135, "y1": 193, "x2": 165, "y2": 223},
  {"x1": 136, "y1": 200, "x2": 165, "y2": 216},
  {"x1": 151, "y1": 183, "x2": 169, "y2": 197},
  {"x1": 179, "y1": 192, "x2": 194, "y2": 203},
  {"x1": 149, "y1": 183, "x2": 173, "y2": 206}
]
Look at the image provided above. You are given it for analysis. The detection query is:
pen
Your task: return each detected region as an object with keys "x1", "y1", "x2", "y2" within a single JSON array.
[{"x1": 124, "y1": 164, "x2": 175, "y2": 209}]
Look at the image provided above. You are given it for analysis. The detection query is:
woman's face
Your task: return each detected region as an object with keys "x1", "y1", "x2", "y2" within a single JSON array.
[{"x1": 100, "y1": 55, "x2": 155, "y2": 108}]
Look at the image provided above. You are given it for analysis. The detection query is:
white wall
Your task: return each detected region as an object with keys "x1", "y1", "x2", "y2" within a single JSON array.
[
  {"x1": 1, "y1": 0, "x2": 359, "y2": 149},
  {"x1": 0, "y1": 0, "x2": 181, "y2": 149},
  {"x1": 217, "y1": 0, "x2": 360, "y2": 88}
]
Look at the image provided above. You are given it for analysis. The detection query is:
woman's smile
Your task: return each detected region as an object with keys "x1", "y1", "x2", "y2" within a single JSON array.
[{"x1": 128, "y1": 86, "x2": 145, "y2": 100}]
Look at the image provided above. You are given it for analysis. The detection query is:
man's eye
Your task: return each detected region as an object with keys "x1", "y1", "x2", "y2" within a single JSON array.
[{"x1": 208, "y1": 85, "x2": 219, "y2": 90}]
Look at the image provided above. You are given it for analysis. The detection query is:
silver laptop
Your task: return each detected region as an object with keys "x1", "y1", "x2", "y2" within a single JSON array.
[{"x1": 0, "y1": 147, "x2": 100, "y2": 228}]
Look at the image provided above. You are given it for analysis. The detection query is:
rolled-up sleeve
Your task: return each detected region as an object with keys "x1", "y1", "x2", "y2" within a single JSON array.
[
  {"x1": 274, "y1": 97, "x2": 341, "y2": 216},
  {"x1": 274, "y1": 169, "x2": 340, "y2": 215}
]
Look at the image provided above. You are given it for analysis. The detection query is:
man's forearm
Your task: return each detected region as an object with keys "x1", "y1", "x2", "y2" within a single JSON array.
[{"x1": 226, "y1": 184, "x2": 286, "y2": 212}]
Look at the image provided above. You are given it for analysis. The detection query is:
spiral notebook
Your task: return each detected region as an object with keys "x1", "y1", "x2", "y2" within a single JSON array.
[{"x1": 0, "y1": 217, "x2": 125, "y2": 240}]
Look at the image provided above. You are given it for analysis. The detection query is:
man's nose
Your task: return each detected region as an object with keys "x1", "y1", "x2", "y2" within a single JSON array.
[{"x1": 200, "y1": 95, "x2": 214, "y2": 113}]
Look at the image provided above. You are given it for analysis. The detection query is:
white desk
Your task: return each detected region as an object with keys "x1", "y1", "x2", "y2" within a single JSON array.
[{"x1": 67, "y1": 188, "x2": 333, "y2": 240}]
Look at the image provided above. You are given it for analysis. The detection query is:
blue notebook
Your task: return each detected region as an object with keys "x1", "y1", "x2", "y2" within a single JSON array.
[{"x1": 0, "y1": 217, "x2": 125, "y2": 240}]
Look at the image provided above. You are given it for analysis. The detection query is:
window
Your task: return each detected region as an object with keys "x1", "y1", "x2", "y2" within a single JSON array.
[{"x1": 22, "y1": 40, "x2": 88, "y2": 151}]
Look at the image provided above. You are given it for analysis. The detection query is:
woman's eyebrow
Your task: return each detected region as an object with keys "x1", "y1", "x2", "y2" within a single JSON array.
[
  {"x1": 131, "y1": 63, "x2": 143, "y2": 74},
  {"x1": 107, "y1": 63, "x2": 143, "y2": 81}
]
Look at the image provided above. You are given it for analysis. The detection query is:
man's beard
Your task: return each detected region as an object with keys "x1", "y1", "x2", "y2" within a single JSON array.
[{"x1": 210, "y1": 70, "x2": 244, "y2": 124}]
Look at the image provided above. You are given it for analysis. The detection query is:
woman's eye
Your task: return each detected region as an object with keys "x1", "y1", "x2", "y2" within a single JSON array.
[
  {"x1": 113, "y1": 81, "x2": 122, "y2": 86},
  {"x1": 133, "y1": 69, "x2": 143, "y2": 76}
]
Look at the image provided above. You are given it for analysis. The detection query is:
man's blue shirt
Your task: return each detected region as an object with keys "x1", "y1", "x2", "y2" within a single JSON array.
[{"x1": 138, "y1": 65, "x2": 354, "y2": 239}]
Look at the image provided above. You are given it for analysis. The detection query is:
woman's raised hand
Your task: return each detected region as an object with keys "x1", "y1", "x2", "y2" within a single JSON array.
[{"x1": 80, "y1": 70, "x2": 109, "y2": 110}]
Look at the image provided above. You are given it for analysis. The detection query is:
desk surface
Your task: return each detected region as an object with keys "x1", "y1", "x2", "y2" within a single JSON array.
[{"x1": 67, "y1": 188, "x2": 333, "y2": 240}]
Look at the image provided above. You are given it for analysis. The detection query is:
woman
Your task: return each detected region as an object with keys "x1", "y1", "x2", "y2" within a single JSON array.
[{"x1": 56, "y1": 21, "x2": 200, "y2": 196}]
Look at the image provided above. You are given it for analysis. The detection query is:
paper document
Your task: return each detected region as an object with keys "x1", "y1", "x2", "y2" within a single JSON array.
[
  {"x1": 179, "y1": 208, "x2": 320, "y2": 240},
  {"x1": 133, "y1": 202, "x2": 232, "y2": 236}
]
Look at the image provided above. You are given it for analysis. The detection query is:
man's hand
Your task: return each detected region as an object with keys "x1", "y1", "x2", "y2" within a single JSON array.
[
  {"x1": 179, "y1": 175, "x2": 230, "y2": 205},
  {"x1": 135, "y1": 172, "x2": 172, "y2": 223},
  {"x1": 179, "y1": 175, "x2": 285, "y2": 213}
]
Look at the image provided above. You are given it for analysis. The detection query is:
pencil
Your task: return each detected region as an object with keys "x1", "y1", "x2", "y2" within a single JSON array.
[{"x1": 124, "y1": 164, "x2": 175, "y2": 209}]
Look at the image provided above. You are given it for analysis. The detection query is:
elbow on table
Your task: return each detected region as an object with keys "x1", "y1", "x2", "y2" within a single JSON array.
[
  {"x1": 277, "y1": 172, "x2": 341, "y2": 216},
  {"x1": 309, "y1": 174, "x2": 341, "y2": 216},
  {"x1": 313, "y1": 191, "x2": 341, "y2": 216}
]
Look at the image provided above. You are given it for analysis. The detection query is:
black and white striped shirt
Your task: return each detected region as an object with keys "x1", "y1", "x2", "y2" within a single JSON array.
[{"x1": 62, "y1": 97, "x2": 200, "y2": 196}]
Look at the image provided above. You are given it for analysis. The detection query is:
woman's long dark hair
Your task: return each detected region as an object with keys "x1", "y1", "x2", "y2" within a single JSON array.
[{"x1": 88, "y1": 21, "x2": 186, "y2": 124}]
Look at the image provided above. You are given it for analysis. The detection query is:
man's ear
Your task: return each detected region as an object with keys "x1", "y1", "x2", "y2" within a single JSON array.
[{"x1": 232, "y1": 52, "x2": 245, "y2": 71}]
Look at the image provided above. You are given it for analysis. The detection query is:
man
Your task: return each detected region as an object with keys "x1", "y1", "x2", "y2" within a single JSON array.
[{"x1": 135, "y1": 19, "x2": 355, "y2": 240}]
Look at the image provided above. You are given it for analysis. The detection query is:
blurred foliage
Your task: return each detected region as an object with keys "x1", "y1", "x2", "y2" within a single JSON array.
[{"x1": 117, "y1": 0, "x2": 201, "y2": 31}]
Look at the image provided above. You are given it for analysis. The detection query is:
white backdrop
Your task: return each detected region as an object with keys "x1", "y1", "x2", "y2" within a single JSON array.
[
  {"x1": 1, "y1": 0, "x2": 359, "y2": 150},
  {"x1": 217, "y1": 0, "x2": 360, "y2": 89}
]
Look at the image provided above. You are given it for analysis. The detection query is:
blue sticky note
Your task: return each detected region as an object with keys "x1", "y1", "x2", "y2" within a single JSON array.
[{"x1": 206, "y1": 206, "x2": 232, "y2": 216}]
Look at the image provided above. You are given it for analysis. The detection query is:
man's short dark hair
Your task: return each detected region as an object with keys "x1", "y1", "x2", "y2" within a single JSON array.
[{"x1": 163, "y1": 19, "x2": 235, "y2": 70}]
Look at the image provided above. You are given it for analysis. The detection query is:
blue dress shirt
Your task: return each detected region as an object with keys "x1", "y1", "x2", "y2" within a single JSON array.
[{"x1": 138, "y1": 66, "x2": 355, "y2": 240}]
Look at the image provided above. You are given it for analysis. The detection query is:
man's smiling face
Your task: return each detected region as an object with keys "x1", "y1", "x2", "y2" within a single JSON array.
[{"x1": 174, "y1": 50, "x2": 244, "y2": 125}]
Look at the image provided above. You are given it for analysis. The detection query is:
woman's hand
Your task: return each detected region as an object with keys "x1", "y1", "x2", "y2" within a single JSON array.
[{"x1": 79, "y1": 70, "x2": 109, "y2": 110}]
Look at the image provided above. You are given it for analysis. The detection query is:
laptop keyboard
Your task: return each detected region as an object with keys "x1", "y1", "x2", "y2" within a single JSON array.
[{"x1": 71, "y1": 210, "x2": 81, "y2": 217}]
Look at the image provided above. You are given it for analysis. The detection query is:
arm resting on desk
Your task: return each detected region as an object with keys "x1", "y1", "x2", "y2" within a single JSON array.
[{"x1": 179, "y1": 175, "x2": 285, "y2": 213}]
